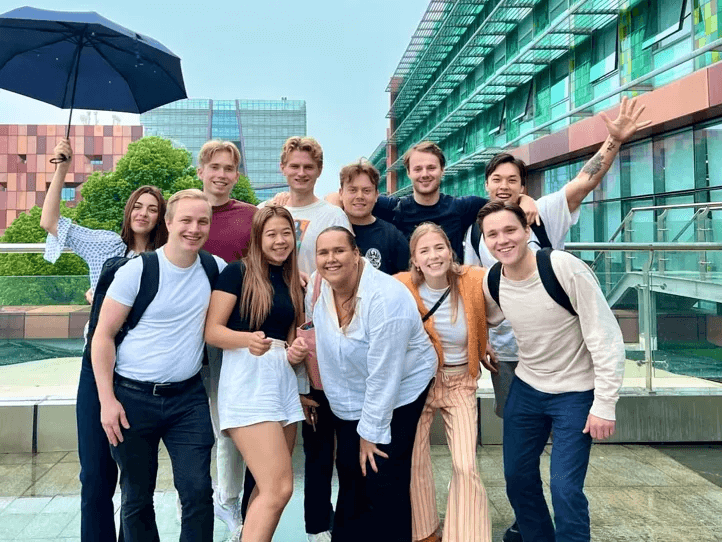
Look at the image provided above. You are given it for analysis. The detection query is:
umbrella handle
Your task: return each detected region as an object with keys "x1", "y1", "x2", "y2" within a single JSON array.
[{"x1": 49, "y1": 108, "x2": 74, "y2": 163}]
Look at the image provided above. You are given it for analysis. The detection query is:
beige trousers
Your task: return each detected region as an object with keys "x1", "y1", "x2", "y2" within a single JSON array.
[{"x1": 410, "y1": 367, "x2": 491, "y2": 542}]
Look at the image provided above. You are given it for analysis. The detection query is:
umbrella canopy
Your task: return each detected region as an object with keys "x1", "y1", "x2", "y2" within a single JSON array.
[{"x1": 0, "y1": 6, "x2": 187, "y2": 117}]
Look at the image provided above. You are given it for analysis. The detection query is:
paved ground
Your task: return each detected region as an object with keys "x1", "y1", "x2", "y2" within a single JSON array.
[{"x1": 2, "y1": 443, "x2": 722, "y2": 541}]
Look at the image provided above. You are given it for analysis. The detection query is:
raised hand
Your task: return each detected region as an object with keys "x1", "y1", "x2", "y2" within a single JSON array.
[{"x1": 601, "y1": 96, "x2": 652, "y2": 143}]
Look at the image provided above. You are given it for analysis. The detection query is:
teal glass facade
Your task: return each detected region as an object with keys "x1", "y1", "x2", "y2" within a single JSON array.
[{"x1": 141, "y1": 99, "x2": 306, "y2": 200}]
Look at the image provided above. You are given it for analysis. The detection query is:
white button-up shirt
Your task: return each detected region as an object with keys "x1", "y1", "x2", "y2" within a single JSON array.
[{"x1": 307, "y1": 260, "x2": 437, "y2": 444}]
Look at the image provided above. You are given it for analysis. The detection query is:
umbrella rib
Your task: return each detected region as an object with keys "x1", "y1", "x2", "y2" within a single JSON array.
[{"x1": 87, "y1": 43, "x2": 141, "y2": 113}]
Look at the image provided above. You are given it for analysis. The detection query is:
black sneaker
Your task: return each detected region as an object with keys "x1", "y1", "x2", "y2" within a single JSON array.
[{"x1": 502, "y1": 521, "x2": 523, "y2": 542}]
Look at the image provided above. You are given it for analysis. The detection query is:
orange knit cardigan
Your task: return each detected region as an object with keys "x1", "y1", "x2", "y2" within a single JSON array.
[{"x1": 395, "y1": 265, "x2": 488, "y2": 378}]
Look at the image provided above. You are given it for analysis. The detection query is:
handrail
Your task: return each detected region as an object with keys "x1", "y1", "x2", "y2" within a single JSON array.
[
  {"x1": 0, "y1": 243, "x2": 71, "y2": 254},
  {"x1": 566, "y1": 242, "x2": 722, "y2": 251}
]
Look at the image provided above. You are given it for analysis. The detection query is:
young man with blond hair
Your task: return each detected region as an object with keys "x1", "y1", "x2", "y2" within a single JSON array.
[
  {"x1": 253, "y1": 136, "x2": 350, "y2": 542},
  {"x1": 92, "y1": 189, "x2": 226, "y2": 541},
  {"x1": 194, "y1": 140, "x2": 257, "y2": 532}
]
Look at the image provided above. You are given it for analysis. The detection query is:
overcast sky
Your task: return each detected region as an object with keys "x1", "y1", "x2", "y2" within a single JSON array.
[{"x1": 0, "y1": 0, "x2": 429, "y2": 196}]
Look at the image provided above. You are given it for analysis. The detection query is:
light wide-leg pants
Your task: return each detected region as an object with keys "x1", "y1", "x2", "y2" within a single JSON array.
[{"x1": 410, "y1": 366, "x2": 491, "y2": 542}]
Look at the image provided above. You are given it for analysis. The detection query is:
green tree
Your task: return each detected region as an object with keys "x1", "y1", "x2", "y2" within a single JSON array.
[{"x1": 232, "y1": 174, "x2": 260, "y2": 205}]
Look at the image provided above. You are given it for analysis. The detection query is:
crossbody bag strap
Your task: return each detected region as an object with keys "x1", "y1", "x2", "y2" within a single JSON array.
[{"x1": 422, "y1": 286, "x2": 451, "y2": 322}]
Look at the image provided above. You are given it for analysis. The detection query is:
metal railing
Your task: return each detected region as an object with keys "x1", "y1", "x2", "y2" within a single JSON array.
[{"x1": 567, "y1": 241, "x2": 722, "y2": 392}]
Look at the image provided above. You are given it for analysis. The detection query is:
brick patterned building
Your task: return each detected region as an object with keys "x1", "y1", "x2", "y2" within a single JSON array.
[{"x1": 0, "y1": 124, "x2": 143, "y2": 233}]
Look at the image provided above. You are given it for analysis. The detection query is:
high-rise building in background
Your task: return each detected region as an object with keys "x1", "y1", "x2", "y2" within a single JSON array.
[{"x1": 141, "y1": 99, "x2": 306, "y2": 200}]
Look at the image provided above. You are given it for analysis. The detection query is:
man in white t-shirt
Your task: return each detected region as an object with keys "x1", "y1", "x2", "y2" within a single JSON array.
[
  {"x1": 92, "y1": 190, "x2": 226, "y2": 542},
  {"x1": 479, "y1": 200, "x2": 624, "y2": 542},
  {"x1": 253, "y1": 137, "x2": 350, "y2": 542},
  {"x1": 466, "y1": 96, "x2": 648, "y2": 542}
]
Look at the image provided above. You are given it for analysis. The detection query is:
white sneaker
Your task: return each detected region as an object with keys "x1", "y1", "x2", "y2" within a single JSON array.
[
  {"x1": 214, "y1": 492, "x2": 242, "y2": 533},
  {"x1": 307, "y1": 532, "x2": 332, "y2": 542}
]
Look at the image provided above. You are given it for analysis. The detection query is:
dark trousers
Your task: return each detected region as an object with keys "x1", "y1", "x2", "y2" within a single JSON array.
[
  {"x1": 331, "y1": 384, "x2": 429, "y2": 542},
  {"x1": 241, "y1": 386, "x2": 336, "y2": 534},
  {"x1": 504, "y1": 377, "x2": 595, "y2": 542},
  {"x1": 76, "y1": 358, "x2": 123, "y2": 542},
  {"x1": 110, "y1": 374, "x2": 215, "y2": 542}
]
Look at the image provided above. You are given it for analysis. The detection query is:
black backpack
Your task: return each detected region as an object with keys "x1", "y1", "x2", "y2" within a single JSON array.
[
  {"x1": 82, "y1": 250, "x2": 219, "y2": 365},
  {"x1": 470, "y1": 217, "x2": 553, "y2": 261},
  {"x1": 487, "y1": 247, "x2": 577, "y2": 317}
]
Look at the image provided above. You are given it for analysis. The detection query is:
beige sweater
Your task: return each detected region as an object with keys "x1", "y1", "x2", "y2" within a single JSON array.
[{"x1": 483, "y1": 250, "x2": 625, "y2": 421}]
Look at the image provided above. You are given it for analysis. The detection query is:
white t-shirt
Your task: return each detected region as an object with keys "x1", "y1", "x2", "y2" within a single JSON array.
[
  {"x1": 419, "y1": 283, "x2": 468, "y2": 366},
  {"x1": 106, "y1": 247, "x2": 227, "y2": 383},
  {"x1": 463, "y1": 187, "x2": 580, "y2": 361},
  {"x1": 260, "y1": 199, "x2": 351, "y2": 275}
]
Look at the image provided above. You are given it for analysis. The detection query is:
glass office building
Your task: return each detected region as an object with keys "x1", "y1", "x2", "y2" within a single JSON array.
[
  {"x1": 377, "y1": 0, "x2": 722, "y2": 412},
  {"x1": 141, "y1": 99, "x2": 306, "y2": 200}
]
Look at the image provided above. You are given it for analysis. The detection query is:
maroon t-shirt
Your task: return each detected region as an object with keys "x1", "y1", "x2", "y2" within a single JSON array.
[{"x1": 204, "y1": 199, "x2": 257, "y2": 263}]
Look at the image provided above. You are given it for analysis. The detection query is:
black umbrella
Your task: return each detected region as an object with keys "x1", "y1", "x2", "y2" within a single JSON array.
[{"x1": 0, "y1": 6, "x2": 188, "y2": 161}]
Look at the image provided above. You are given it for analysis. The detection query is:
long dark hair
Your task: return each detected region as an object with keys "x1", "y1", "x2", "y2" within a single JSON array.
[
  {"x1": 120, "y1": 185, "x2": 168, "y2": 252},
  {"x1": 240, "y1": 205, "x2": 304, "y2": 328}
]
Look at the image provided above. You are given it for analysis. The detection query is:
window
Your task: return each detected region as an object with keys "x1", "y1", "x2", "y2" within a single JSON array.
[
  {"x1": 488, "y1": 101, "x2": 506, "y2": 136},
  {"x1": 643, "y1": 0, "x2": 687, "y2": 48},
  {"x1": 88, "y1": 155, "x2": 103, "y2": 165},
  {"x1": 518, "y1": 14, "x2": 533, "y2": 48},
  {"x1": 61, "y1": 187, "x2": 75, "y2": 201},
  {"x1": 494, "y1": 40, "x2": 506, "y2": 71},
  {"x1": 590, "y1": 21, "x2": 619, "y2": 82}
]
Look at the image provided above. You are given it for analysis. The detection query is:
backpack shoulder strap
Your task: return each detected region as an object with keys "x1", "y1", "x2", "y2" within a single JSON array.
[
  {"x1": 125, "y1": 251, "x2": 160, "y2": 330},
  {"x1": 470, "y1": 222, "x2": 482, "y2": 261},
  {"x1": 488, "y1": 261, "x2": 503, "y2": 309},
  {"x1": 198, "y1": 250, "x2": 220, "y2": 287},
  {"x1": 536, "y1": 248, "x2": 577, "y2": 316},
  {"x1": 530, "y1": 217, "x2": 553, "y2": 249}
]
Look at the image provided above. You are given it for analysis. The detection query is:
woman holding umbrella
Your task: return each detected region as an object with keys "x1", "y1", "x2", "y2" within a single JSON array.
[{"x1": 41, "y1": 138, "x2": 167, "y2": 542}]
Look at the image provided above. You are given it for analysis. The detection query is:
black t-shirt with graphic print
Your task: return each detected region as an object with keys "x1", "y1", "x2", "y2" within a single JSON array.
[{"x1": 353, "y1": 218, "x2": 410, "y2": 275}]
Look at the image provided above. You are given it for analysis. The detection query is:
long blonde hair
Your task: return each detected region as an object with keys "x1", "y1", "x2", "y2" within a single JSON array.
[
  {"x1": 409, "y1": 223, "x2": 463, "y2": 322},
  {"x1": 240, "y1": 205, "x2": 304, "y2": 329}
]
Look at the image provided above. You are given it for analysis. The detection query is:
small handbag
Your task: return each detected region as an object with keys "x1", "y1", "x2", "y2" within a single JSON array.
[{"x1": 297, "y1": 272, "x2": 324, "y2": 390}]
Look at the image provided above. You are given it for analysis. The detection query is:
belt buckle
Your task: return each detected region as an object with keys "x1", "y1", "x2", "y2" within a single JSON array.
[{"x1": 152, "y1": 383, "x2": 171, "y2": 396}]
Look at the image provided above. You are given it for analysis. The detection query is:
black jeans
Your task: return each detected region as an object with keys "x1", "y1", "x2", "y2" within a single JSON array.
[
  {"x1": 241, "y1": 386, "x2": 335, "y2": 534},
  {"x1": 331, "y1": 384, "x2": 430, "y2": 542},
  {"x1": 110, "y1": 373, "x2": 215, "y2": 542},
  {"x1": 76, "y1": 357, "x2": 123, "y2": 542}
]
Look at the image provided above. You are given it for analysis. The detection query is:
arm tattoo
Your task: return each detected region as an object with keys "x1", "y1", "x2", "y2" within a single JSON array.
[
  {"x1": 605, "y1": 141, "x2": 616, "y2": 152},
  {"x1": 582, "y1": 153, "x2": 604, "y2": 176}
]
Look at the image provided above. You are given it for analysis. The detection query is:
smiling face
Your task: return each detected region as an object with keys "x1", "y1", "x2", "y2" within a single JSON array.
[
  {"x1": 485, "y1": 162, "x2": 525, "y2": 203},
  {"x1": 166, "y1": 198, "x2": 212, "y2": 254},
  {"x1": 197, "y1": 150, "x2": 239, "y2": 203},
  {"x1": 407, "y1": 150, "x2": 443, "y2": 197},
  {"x1": 261, "y1": 215, "x2": 295, "y2": 266},
  {"x1": 281, "y1": 150, "x2": 322, "y2": 197},
  {"x1": 412, "y1": 231, "x2": 452, "y2": 284},
  {"x1": 340, "y1": 173, "x2": 378, "y2": 223},
  {"x1": 481, "y1": 209, "x2": 531, "y2": 267},
  {"x1": 315, "y1": 229, "x2": 360, "y2": 290},
  {"x1": 129, "y1": 192, "x2": 160, "y2": 236}
]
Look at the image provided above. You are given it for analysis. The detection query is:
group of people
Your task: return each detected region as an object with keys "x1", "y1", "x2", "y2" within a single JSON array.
[{"x1": 41, "y1": 96, "x2": 649, "y2": 542}]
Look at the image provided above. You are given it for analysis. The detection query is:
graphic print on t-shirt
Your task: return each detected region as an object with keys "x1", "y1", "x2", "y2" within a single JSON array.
[
  {"x1": 295, "y1": 219, "x2": 310, "y2": 252},
  {"x1": 365, "y1": 248, "x2": 382, "y2": 269}
]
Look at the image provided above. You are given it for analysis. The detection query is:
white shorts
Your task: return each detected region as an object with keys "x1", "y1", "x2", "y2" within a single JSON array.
[{"x1": 218, "y1": 342, "x2": 304, "y2": 431}]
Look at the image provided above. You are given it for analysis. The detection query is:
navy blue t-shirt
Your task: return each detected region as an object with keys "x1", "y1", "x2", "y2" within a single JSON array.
[
  {"x1": 353, "y1": 218, "x2": 410, "y2": 275},
  {"x1": 373, "y1": 193, "x2": 488, "y2": 261}
]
